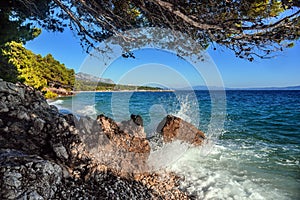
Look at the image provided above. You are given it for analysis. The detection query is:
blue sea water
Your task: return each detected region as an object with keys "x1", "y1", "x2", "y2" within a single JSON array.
[{"x1": 51, "y1": 90, "x2": 300, "y2": 199}]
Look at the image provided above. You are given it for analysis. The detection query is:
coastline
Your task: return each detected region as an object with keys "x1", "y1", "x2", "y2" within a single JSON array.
[
  {"x1": 46, "y1": 89, "x2": 175, "y2": 101},
  {"x1": 73, "y1": 89, "x2": 175, "y2": 93}
]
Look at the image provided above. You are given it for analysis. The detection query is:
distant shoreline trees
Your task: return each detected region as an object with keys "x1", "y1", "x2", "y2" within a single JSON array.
[{"x1": 74, "y1": 79, "x2": 162, "y2": 92}]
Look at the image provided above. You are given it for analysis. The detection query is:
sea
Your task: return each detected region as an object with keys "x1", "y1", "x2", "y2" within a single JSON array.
[{"x1": 50, "y1": 90, "x2": 300, "y2": 200}]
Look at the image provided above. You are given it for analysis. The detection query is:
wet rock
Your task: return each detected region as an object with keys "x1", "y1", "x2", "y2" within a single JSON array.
[
  {"x1": 131, "y1": 114, "x2": 143, "y2": 126},
  {"x1": 54, "y1": 167, "x2": 158, "y2": 200},
  {"x1": 89, "y1": 115, "x2": 151, "y2": 173},
  {"x1": 119, "y1": 114, "x2": 146, "y2": 138},
  {"x1": 79, "y1": 116, "x2": 94, "y2": 134},
  {"x1": 157, "y1": 115, "x2": 205, "y2": 145},
  {"x1": 148, "y1": 133, "x2": 164, "y2": 152}
]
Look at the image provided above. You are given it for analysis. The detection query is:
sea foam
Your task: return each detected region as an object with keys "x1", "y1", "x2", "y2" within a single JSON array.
[
  {"x1": 168, "y1": 144, "x2": 289, "y2": 200},
  {"x1": 75, "y1": 104, "x2": 97, "y2": 118}
]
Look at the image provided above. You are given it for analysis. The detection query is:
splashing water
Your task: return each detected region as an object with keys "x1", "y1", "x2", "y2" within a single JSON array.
[
  {"x1": 171, "y1": 92, "x2": 200, "y2": 126},
  {"x1": 147, "y1": 91, "x2": 206, "y2": 171},
  {"x1": 48, "y1": 99, "x2": 64, "y2": 107},
  {"x1": 75, "y1": 104, "x2": 97, "y2": 118},
  {"x1": 168, "y1": 143, "x2": 291, "y2": 200},
  {"x1": 48, "y1": 99, "x2": 72, "y2": 114},
  {"x1": 53, "y1": 91, "x2": 300, "y2": 199}
]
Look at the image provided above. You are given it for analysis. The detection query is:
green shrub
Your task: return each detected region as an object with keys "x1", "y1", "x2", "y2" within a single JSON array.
[{"x1": 44, "y1": 90, "x2": 58, "y2": 99}]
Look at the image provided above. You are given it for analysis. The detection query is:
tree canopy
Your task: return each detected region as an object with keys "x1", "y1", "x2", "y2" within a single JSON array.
[{"x1": 1, "y1": 0, "x2": 299, "y2": 61}]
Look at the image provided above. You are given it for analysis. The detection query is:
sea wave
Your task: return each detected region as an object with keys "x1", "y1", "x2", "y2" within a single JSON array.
[
  {"x1": 48, "y1": 99, "x2": 73, "y2": 114},
  {"x1": 49, "y1": 97, "x2": 98, "y2": 118},
  {"x1": 48, "y1": 99, "x2": 64, "y2": 106},
  {"x1": 75, "y1": 104, "x2": 97, "y2": 118},
  {"x1": 168, "y1": 143, "x2": 290, "y2": 200},
  {"x1": 148, "y1": 141, "x2": 191, "y2": 170}
]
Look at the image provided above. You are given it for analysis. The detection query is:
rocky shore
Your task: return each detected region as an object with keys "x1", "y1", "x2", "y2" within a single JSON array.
[{"x1": 0, "y1": 79, "x2": 205, "y2": 199}]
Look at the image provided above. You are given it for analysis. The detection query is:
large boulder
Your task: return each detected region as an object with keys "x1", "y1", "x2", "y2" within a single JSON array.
[
  {"x1": 76, "y1": 114, "x2": 150, "y2": 173},
  {"x1": 156, "y1": 115, "x2": 205, "y2": 145}
]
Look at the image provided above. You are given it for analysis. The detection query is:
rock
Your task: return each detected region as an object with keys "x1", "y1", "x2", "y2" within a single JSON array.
[
  {"x1": 52, "y1": 143, "x2": 69, "y2": 160},
  {"x1": 134, "y1": 171, "x2": 189, "y2": 199},
  {"x1": 119, "y1": 114, "x2": 146, "y2": 138},
  {"x1": 0, "y1": 149, "x2": 63, "y2": 200},
  {"x1": 0, "y1": 101, "x2": 9, "y2": 112},
  {"x1": 78, "y1": 116, "x2": 98, "y2": 134},
  {"x1": 0, "y1": 81, "x2": 25, "y2": 99},
  {"x1": 97, "y1": 114, "x2": 120, "y2": 136},
  {"x1": 17, "y1": 111, "x2": 30, "y2": 120},
  {"x1": 34, "y1": 118, "x2": 45, "y2": 131},
  {"x1": 131, "y1": 114, "x2": 143, "y2": 126},
  {"x1": 44, "y1": 87, "x2": 74, "y2": 97},
  {"x1": 89, "y1": 115, "x2": 151, "y2": 173},
  {"x1": 147, "y1": 133, "x2": 164, "y2": 152},
  {"x1": 157, "y1": 115, "x2": 205, "y2": 145}
]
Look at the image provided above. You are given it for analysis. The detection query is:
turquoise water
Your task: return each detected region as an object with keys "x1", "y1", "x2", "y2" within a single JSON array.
[{"x1": 51, "y1": 90, "x2": 300, "y2": 199}]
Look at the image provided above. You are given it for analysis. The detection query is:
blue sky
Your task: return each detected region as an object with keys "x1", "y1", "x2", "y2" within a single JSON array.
[{"x1": 25, "y1": 28, "x2": 300, "y2": 88}]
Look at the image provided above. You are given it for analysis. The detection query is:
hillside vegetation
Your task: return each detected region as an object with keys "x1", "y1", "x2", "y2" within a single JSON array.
[
  {"x1": 0, "y1": 41, "x2": 75, "y2": 98},
  {"x1": 74, "y1": 79, "x2": 162, "y2": 91}
]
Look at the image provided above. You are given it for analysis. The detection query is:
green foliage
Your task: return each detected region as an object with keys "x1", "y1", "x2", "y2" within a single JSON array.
[
  {"x1": 42, "y1": 54, "x2": 75, "y2": 88},
  {"x1": 137, "y1": 86, "x2": 162, "y2": 91},
  {"x1": 0, "y1": 0, "x2": 65, "y2": 46},
  {"x1": 0, "y1": 10, "x2": 42, "y2": 46},
  {"x1": 0, "y1": 52, "x2": 19, "y2": 83},
  {"x1": 0, "y1": 41, "x2": 74, "y2": 92},
  {"x1": 287, "y1": 42, "x2": 295, "y2": 48},
  {"x1": 49, "y1": 0, "x2": 299, "y2": 60},
  {"x1": 43, "y1": 90, "x2": 58, "y2": 99},
  {"x1": 242, "y1": 0, "x2": 284, "y2": 18},
  {"x1": 1, "y1": 0, "x2": 299, "y2": 66}
]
